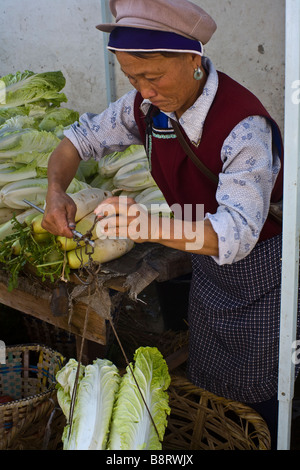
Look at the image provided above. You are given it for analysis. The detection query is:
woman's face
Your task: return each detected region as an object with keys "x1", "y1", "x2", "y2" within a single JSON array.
[{"x1": 116, "y1": 51, "x2": 203, "y2": 118}]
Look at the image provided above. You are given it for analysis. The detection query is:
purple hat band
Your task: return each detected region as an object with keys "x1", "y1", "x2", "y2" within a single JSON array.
[{"x1": 107, "y1": 27, "x2": 203, "y2": 56}]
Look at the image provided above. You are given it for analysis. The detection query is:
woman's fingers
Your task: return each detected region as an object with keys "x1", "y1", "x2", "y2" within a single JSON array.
[
  {"x1": 42, "y1": 192, "x2": 77, "y2": 237},
  {"x1": 94, "y1": 196, "x2": 151, "y2": 242}
]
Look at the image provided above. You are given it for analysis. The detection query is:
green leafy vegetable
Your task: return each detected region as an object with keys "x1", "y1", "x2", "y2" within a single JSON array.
[
  {"x1": 0, "y1": 106, "x2": 28, "y2": 125},
  {"x1": 0, "y1": 177, "x2": 90, "y2": 209},
  {"x1": 113, "y1": 159, "x2": 156, "y2": 191},
  {"x1": 90, "y1": 173, "x2": 115, "y2": 191},
  {"x1": 0, "y1": 115, "x2": 39, "y2": 134},
  {"x1": 56, "y1": 347, "x2": 171, "y2": 451},
  {"x1": 0, "y1": 128, "x2": 60, "y2": 159},
  {"x1": 0, "y1": 161, "x2": 40, "y2": 186},
  {"x1": 56, "y1": 359, "x2": 85, "y2": 418},
  {"x1": 107, "y1": 347, "x2": 171, "y2": 450},
  {"x1": 38, "y1": 107, "x2": 79, "y2": 132},
  {"x1": 0, "y1": 207, "x2": 42, "y2": 240},
  {"x1": 58, "y1": 358, "x2": 120, "y2": 450},
  {"x1": 0, "y1": 213, "x2": 68, "y2": 290},
  {"x1": 98, "y1": 146, "x2": 147, "y2": 178},
  {"x1": 0, "y1": 70, "x2": 67, "y2": 109}
]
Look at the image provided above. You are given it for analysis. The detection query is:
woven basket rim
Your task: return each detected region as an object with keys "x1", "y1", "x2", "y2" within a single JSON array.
[
  {"x1": 166, "y1": 375, "x2": 271, "y2": 450},
  {"x1": 169, "y1": 374, "x2": 271, "y2": 417},
  {"x1": 0, "y1": 384, "x2": 57, "y2": 409},
  {"x1": 0, "y1": 343, "x2": 65, "y2": 409}
]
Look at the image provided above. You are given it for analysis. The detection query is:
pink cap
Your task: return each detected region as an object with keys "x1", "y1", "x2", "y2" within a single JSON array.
[{"x1": 96, "y1": 0, "x2": 217, "y2": 45}]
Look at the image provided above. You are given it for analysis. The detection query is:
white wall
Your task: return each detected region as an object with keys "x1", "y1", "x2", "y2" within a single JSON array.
[
  {"x1": 0, "y1": 0, "x2": 285, "y2": 132},
  {"x1": 0, "y1": 0, "x2": 105, "y2": 115},
  {"x1": 200, "y1": 0, "x2": 285, "y2": 133}
]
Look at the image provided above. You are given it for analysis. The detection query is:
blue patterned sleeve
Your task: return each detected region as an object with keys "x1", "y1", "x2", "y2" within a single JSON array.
[
  {"x1": 64, "y1": 89, "x2": 143, "y2": 161},
  {"x1": 206, "y1": 115, "x2": 281, "y2": 265}
]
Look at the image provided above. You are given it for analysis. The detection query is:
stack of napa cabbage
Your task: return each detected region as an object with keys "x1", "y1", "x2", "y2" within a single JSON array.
[
  {"x1": 0, "y1": 70, "x2": 171, "y2": 287},
  {"x1": 56, "y1": 347, "x2": 171, "y2": 450},
  {"x1": 90, "y1": 145, "x2": 173, "y2": 218},
  {"x1": 0, "y1": 70, "x2": 172, "y2": 224},
  {"x1": 0, "y1": 70, "x2": 84, "y2": 223}
]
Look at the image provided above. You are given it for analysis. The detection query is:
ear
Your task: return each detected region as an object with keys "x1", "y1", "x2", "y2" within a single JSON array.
[{"x1": 190, "y1": 53, "x2": 202, "y2": 69}]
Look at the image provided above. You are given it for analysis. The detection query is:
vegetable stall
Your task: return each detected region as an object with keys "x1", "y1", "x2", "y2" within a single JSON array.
[
  {"x1": 0, "y1": 70, "x2": 194, "y2": 451},
  {"x1": 0, "y1": 70, "x2": 192, "y2": 349},
  {"x1": 0, "y1": 70, "x2": 273, "y2": 452}
]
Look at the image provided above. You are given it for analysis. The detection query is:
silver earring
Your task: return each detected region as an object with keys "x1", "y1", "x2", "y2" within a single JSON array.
[{"x1": 194, "y1": 66, "x2": 203, "y2": 81}]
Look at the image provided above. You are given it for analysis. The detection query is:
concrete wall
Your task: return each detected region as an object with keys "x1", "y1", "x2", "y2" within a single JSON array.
[
  {"x1": 0, "y1": 0, "x2": 105, "y2": 114},
  {"x1": 0, "y1": 0, "x2": 285, "y2": 132}
]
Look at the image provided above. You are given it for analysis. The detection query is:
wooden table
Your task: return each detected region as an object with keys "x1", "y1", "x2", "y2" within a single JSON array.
[{"x1": 0, "y1": 243, "x2": 192, "y2": 356}]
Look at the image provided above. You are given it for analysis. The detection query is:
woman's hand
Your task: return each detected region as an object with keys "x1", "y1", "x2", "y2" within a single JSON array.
[
  {"x1": 41, "y1": 137, "x2": 82, "y2": 238},
  {"x1": 94, "y1": 196, "x2": 156, "y2": 242},
  {"x1": 94, "y1": 195, "x2": 218, "y2": 256},
  {"x1": 42, "y1": 190, "x2": 77, "y2": 238}
]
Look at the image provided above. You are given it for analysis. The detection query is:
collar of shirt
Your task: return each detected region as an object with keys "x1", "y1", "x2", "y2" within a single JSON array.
[{"x1": 140, "y1": 57, "x2": 219, "y2": 147}]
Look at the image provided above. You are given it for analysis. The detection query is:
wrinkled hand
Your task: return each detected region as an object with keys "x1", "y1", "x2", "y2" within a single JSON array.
[
  {"x1": 94, "y1": 196, "x2": 158, "y2": 243},
  {"x1": 41, "y1": 191, "x2": 77, "y2": 238}
]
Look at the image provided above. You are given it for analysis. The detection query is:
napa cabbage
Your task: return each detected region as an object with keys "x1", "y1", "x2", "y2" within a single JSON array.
[
  {"x1": 75, "y1": 159, "x2": 99, "y2": 183},
  {"x1": 107, "y1": 347, "x2": 171, "y2": 450},
  {"x1": 98, "y1": 145, "x2": 147, "y2": 177},
  {"x1": 0, "y1": 115, "x2": 39, "y2": 134},
  {"x1": 0, "y1": 177, "x2": 90, "y2": 209},
  {"x1": 0, "y1": 161, "x2": 47, "y2": 186},
  {"x1": 56, "y1": 347, "x2": 171, "y2": 451},
  {"x1": 56, "y1": 358, "x2": 85, "y2": 419},
  {"x1": 38, "y1": 107, "x2": 79, "y2": 132},
  {"x1": 0, "y1": 128, "x2": 60, "y2": 159},
  {"x1": 0, "y1": 70, "x2": 67, "y2": 108},
  {"x1": 113, "y1": 159, "x2": 156, "y2": 191},
  {"x1": 57, "y1": 358, "x2": 120, "y2": 450},
  {"x1": 0, "y1": 106, "x2": 28, "y2": 125}
]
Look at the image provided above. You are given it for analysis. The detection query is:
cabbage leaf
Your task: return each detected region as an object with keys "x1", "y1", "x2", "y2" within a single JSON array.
[
  {"x1": 55, "y1": 347, "x2": 171, "y2": 451},
  {"x1": 38, "y1": 107, "x2": 79, "y2": 132},
  {"x1": 0, "y1": 177, "x2": 90, "y2": 209},
  {"x1": 0, "y1": 70, "x2": 67, "y2": 108},
  {"x1": 56, "y1": 358, "x2": 85, "y2": 419},
  {"x1": 0, "y1": 106, "x2": 28, "y2": 125},
  {"x1": 0, "y1": 115, "x2": 39, "y2": 134},
  {"x1": 0, "y1": 128, "x2": 60, "y2": 159},
  {"x1": 107, "y1": 347, "x2": 171, "y2": 450},
  {"x1": 57, "y1": 358, "x2": 120, "y2": 450},
  {"x1": 98, "y1": 145, "x2": 147, "y2": 177}
]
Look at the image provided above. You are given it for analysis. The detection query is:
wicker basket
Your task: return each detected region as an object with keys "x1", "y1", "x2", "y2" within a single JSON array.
[
  {"x1": 0, "y1": 344, "x2": 65, "y2": 450},
  {"x1": 163, "y1": 376, "x2": 271, "y2": 451},
  {"x1": 22, "y1": 316, "x2": 77, "y2": 360}
]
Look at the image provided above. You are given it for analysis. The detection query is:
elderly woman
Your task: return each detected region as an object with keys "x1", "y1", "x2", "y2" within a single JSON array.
[{"x1": 42, "y1": 0, "x2": 295, "y2": 447}]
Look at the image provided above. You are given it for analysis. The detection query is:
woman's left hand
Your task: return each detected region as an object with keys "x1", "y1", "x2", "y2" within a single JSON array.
[
  {"x1": 94, "y1": 196, "x2": 157, "y2": 243},
  {"x1": 94, "y1": 195, "x2": 219, "y2": 257}
]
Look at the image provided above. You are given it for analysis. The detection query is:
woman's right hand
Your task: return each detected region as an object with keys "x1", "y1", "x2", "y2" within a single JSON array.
[
  {"x1": 41, "y1": 137, "x2": 82, "y2": 238},
  {"x1": 41, "y1": 190, "x2": 77, "y2": 238}
]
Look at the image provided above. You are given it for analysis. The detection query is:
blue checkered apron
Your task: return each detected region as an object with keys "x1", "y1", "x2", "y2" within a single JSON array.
[{"x1": 187, "y1": 234, "x2": 300, "y2": 403}]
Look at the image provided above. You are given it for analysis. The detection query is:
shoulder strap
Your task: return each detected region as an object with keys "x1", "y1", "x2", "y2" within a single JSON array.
[
  {"x1": 170, "y1": 118, "x2": 282, "y2": 226},
  {"x1": 170, "y1": 118, "x2": 218, "y2": 185}
]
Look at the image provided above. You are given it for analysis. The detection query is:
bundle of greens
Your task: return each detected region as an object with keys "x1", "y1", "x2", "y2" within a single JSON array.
[
  {"x1": 56, "y1": 347, "x2": 171, "y2": 450},
  {"x1": 0, "y1": 212, "x2": 67, "y2": 291},
  {"x1": 0, "y1": 187, "x2": 135, "y2": 290},
  {"x1": 0, "y1": 70, "x2": 171, "y2": 287}
]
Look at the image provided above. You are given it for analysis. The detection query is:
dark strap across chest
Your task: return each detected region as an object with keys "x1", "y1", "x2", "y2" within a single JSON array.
[{"x1": 134, "y1": 72, "x2": 283, "y2": 241}]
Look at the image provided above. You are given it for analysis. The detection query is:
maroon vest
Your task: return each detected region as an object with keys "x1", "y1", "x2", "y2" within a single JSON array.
[{"x1": 134, "y1": 71, "x2": 283, "y2": 242}]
